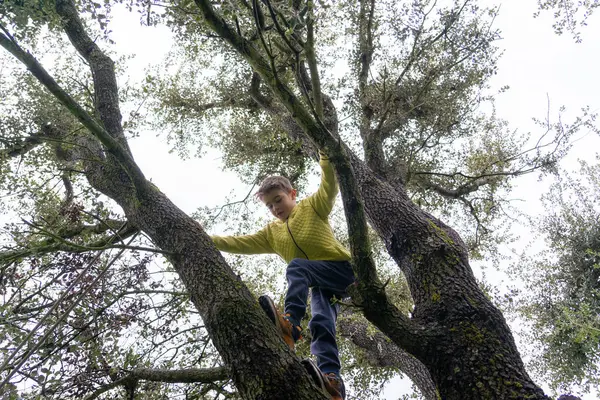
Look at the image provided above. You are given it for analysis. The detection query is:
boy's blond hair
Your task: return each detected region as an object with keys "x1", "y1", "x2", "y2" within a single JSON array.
[{"x1": 256, "y1": 176, "x2": 293, "y2": 200}]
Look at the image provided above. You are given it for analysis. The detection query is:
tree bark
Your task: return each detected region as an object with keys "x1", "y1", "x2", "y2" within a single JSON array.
[{"x1": 347, "y1": 153, "x2": 549, "y2": 399}]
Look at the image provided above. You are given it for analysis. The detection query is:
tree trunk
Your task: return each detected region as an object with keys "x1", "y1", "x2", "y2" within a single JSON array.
[
  {"x1": 338, "y1": 311, "x2": 438, "y2": 400},
  {"x1": 107, "y1": 184, "x2": 328, "y2": 400},
  {"x1": 348, "y1": 154, "x2": 549, "y2": 399}
]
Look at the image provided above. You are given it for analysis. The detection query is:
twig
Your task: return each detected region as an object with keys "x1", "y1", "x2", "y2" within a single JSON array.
[
  {"x1": 21, "y1": 219, "x2": 172, "y2": 255},
  {"x1": 0, "y1": 239, "x2": 135, "y2": 387}
]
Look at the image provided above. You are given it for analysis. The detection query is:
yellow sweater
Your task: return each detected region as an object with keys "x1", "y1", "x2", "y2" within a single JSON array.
[{"x1": 211, "y1": 155, "x2": 351, "y2": 263}]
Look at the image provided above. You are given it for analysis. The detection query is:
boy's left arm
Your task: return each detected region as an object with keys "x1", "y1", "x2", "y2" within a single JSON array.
[{"x1": 307, "y1": 151, "x2": 339, "y2": 219}]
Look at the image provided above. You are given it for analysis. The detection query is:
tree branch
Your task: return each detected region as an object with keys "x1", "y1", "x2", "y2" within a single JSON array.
[
  {"x1": 166, "y1": 93, "x2": 257, "y2": 114},
  {"x1": 54, "y1": 0, "x2": 128, "y2": 152},
  {"x1": 357, "y1": 0, "x2": 389, "y2": 177},
  {"x1": 305, "y1": 5, "x2": 324, "y2": 119},
  {"x1": 0, "y1": 29, "x2": 146, "y2": 192},
  {"x1": 0, "y1": 129, "x2": 46, "y2": 159},
  {"x1": 338, "y1": 312, "x2": 438, "y2": 400},
  {"x1": 248, "y1": 72, "x2": 273, "y2": 108},
  {"x1": 23, "y1": 219, "x2": 168, "y2": 255},
  {"x1": 357, "y1": 0, "x2": 375, "y2": 130},
  {"x1": 416, "y1": 175, "x2": 503, "y2": 199},
  {"x1": 357, "y1": 0, "x2": 375, "y2": 102},
  {"x1": 131, "y1": 366, "x2": 229, "y2": 383},
  {"x1": 84, "y1": 367, "x2": 230, "y2": 400},
  {"x1": 0, "y1": 222, "x2": 138, "y2": 264}
]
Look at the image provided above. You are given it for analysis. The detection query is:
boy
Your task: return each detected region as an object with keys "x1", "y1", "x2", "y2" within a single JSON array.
[{"x1": 211, "y1": 151, "x2": 354, "y2": 400}]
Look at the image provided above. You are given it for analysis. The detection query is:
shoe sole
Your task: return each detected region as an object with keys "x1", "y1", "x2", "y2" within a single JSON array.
[
  {"x1": 301, "y1": 358, "x2": 326, "y2": 392},
  {"x1": 258, "y1": 295, "x2": 281, "y2": 331}
]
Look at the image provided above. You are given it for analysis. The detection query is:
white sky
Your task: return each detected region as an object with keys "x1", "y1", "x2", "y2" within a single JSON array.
[
  {"x1": 2, "y1": 0, "x2": 599, "y2": 398},
  {"x1": 104, "y1": 2, "x2": 600, "y2": 398}
]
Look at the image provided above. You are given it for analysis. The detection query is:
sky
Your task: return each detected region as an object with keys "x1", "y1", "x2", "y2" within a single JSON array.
[
  {"x1": 102, "y1": 1, "x2": 600, "y2": 398},
  {"x1": 3, "y1": 0, "x2": 600, "y2": 398}
]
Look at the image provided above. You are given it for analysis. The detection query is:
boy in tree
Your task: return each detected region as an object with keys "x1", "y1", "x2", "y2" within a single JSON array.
[{"x1": 211, "y1": 151, "x2": 354, "y2": 400}]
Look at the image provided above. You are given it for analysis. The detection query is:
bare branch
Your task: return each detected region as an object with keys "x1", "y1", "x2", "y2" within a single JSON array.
[
  {"x1": 208, "y1": 184, "x2": 256, "y2": 222},
  {"x1": 83, "y1": 366, "x2": 230, "y2": 400},
  {"x1": 0, "y1": 222, "x2": 138, "y2": 264},
  {"x1": 22, "y1": 219, "x2": 169, "y2": 255},
  {"x1": 338, "y1": 312, "x2": 438, "y2": 400},
  {"x1": 0, "y1": 132, "x2": 44, "y2": 159},
  {"x1": 130, "y1": 366, "x2": 229, "y2": 383},
  {"x1": 458, "y1": 196, "x2": 490, "y2": 248},
  {"x1": 416, "y1": 175, "x2": 503, "y2": 199}
]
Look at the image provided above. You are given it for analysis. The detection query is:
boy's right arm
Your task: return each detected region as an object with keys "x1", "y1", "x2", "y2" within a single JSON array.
[
  {"x1": 307, "y1": 151, "x2": 339, "y2": 219},
  {"x1": 210, "y1": 227, "x2": 273, "y2": 255}
]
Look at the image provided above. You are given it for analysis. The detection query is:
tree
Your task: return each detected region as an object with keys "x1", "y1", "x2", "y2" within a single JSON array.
[
  {"x1": 515, "y1": 161, "x2": 600, "y2": 394},
  {"x1": 536, "y1": 0, "x2": 599, "y2": 42},
  {"x1": 0, "y1": 0, "x2": 595, "y2": 399}
]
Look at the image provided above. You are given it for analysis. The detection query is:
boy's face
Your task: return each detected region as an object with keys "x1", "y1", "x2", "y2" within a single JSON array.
[{"x1": 262, "y1": 188, "x2": 297, "y2": 221}]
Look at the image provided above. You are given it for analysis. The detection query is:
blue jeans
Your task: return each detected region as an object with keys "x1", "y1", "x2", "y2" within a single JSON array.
[{"x1": 284, "y1": 258, "x2": 355, "y2": 375}]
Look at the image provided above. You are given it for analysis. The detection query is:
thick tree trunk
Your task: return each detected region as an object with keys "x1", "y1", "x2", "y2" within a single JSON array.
[
  {"x1": 42, "y1": 2, "x2": 329, "y2": 398},
  {"x1": 108, "y1": 184, "x2": 327, "y2": 400},
  {"x1": 347, "y1": 154, "x2": 549, "y2": 399}
]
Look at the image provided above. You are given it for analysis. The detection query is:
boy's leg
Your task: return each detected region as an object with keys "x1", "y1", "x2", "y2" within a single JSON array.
[
  {"x1": 284, "y1": 259, "x2": 354, "y2": 327},
  {"x1": 284, "y1": 259, "x2": 353, "y2": 399},
  {"x1": 311, "y1": 287, "x2": 347, "y2": 400},
  {"x1": 310, "y1": 287, "x2": 341, "y2": 374},
  {"x1": 285, "y1": 259, "x2": 354, "y2": 371}
]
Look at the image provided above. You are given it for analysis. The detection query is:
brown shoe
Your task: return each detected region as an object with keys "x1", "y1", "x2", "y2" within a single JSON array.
[
  {"x1": 323, "y1": 373, "x2": 345, "y2": 400},
  {"x1": 258, "y1": 295, "x2": 302, "y2": 351}
]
